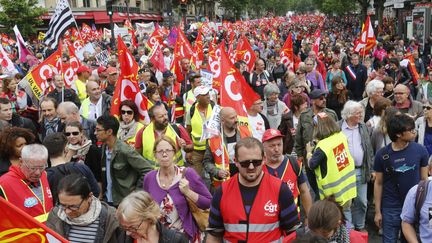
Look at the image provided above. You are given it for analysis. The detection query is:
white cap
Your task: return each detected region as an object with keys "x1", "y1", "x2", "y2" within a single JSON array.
[{"x1": 193, "y1": 85, "x2": 210, "y2": 98}]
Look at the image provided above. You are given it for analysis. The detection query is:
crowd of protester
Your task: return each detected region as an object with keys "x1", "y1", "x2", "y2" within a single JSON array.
[{"x1": 1, "y1": 13, "x2": 432, "y2": 242}]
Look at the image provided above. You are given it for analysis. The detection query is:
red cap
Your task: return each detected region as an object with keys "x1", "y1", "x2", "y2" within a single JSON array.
[
  {"x1": 76, "y1": 65, "x2": 91, "y2": 74},
  {"x1": 107, "y1": 67, "x2": 118, "y2": 75},
  {"x1": 261, "y1": 129, "x2": 284, "y2": 143},
  {"x1": 97, "y1": 66, "x2": 107, "y2": 74}
]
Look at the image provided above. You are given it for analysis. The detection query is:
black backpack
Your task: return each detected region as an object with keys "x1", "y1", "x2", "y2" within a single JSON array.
[{"x1": 414, "y1": 180, "x2": 431, "y2": 226}]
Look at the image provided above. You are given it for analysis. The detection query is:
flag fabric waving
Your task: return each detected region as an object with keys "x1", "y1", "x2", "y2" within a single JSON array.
[
  {"x1": 235, "y1": 35, "x2": 256, "y2": 73},
  {"x1": 312, "y1": 29, "x2": 321, "y2": 54},
  {"x1": 354, "y1": 15, "x2": 376, "y2": 55},
  {"x1": 44, "y1": 0, "x2": 75, "y2": 49},
  {"x1": 0, "y1": 44, "x2": 18, "y2": 75},
  {"x1": 13, "y1": 25, "x2": 34, "y2": 63},
  {"x1": 280, "y1": 33, "x2": 294, "y2": 70},
  {"x1": 18, "y1": 46, "x2": 62, "y2": 104},
  {"x1": 111, "y1": 36, "x2": 150, "y2": 123},
  {"x1": 0, "y1": 197, "x2": 68, "y2": 242}
]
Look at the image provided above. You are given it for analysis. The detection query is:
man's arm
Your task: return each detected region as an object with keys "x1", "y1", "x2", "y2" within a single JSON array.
[
  {"x1": 374, "y1": 172, "x2": 383, "y2": 228},
  {"x1": 294, "y1": 116, "x2": 305, "y2": 158},
  {"x1": 126, "y1": 148, "x2": 154, "y2": 188},
  {"x1": 206, "y1": 187, "x2": 225, "y2": 242},
  {"x1": 421, "y1": 166, "x2": 429, "y2": 180},
  {"x1": 298, "y1": 182, "x2": 312, "y2": 224},
  {"x1": 401, "y1": 186, "x2": 420, "y2": 243},
  {"x1": 202, "y1": 143, "x2": 219, "y2": 179},
  {"x1": 206, "y1": 234, "x2": 222, "y2": 243},
  {"x1": 279, "y1": 182, "x2": 299, "y2": 233}
]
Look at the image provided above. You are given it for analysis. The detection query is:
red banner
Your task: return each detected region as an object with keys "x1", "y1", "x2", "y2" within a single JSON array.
[
  {"x1": 145, "y1": 28, "x2": 163, "y2": 51},
  {"x1": 63, "y1": 45, "x2": 81, "y2": 88},
  {"x1": 111, "y1": 36, "x2": 150, "y2": 123},
  {"x1": 235, "y1": 35, "x2": 256, "y2": 73},
  {"x1": 148, "y1": 42, "x2": 166, "y2": 72},
  {"x1": 0, "y1": 197, "x2": 68, "y2": 242},
  {"x1": 312, "y1": 29, "x2": 321, "y2": 54},
  {"x1": 280, "y1": 33, "x2": 294, "y2": 70}
]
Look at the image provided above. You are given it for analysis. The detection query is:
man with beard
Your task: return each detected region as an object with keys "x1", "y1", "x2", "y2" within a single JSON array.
[
  {"x1": 206, "y1": 137, "x2": 298, "y2": 242},
  {"x1": 203, "y1": 107, "x2": 251, "y2": 189},
  {"x1": 136, "y1": 103, "x2": 193, "y2": 166},
  {"x1": 295, "y1": 89, "x2": 338, "y2": 197}
]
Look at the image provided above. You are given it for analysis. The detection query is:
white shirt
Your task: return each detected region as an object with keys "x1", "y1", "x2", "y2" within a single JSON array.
[
  {"x1": 85, "y1": 97, "x2": 102, "y2": 122},
  {"x1": 248, "y1": 113, "x2": 266, "y2": 141}
]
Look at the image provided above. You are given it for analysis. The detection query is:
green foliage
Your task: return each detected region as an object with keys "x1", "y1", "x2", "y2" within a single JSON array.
[
  {"x1": 0, "y1": 0, "x2": 46, "y2": 37},
  {"x1": 286, "y1": 0, "x2": 317, "y2": 13},
  {"x1": 321, "y1": 0, "x2": 354, "y2": 15}
]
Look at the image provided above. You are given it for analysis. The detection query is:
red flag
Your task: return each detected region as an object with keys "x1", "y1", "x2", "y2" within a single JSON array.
[
  {"x1": 312, "y1": 29, "x2": 321, "y2": 54},
  {"x1": 405, "y1": 53, "x2": 420, "y2": 85},
  {"x1": 81, "y1": 23, "x2": 92, "y2": 42},
  {"x1": 235, "y1": 35, "x2": 256, "y2": 73},
  {"x1": 145, "y1": 28, "x2": 163, "y2": 51},
  {"x1": 124, "y1": 19, "x2": 133, "y2": 30},
  {"x1": 148, "y1": 43, "x2": 166, "y2": 72},
  {"x1": 63, "y1": 45, "x2": 81, "y2": 88},
  {"x1": 280, "y1": 33, "x2": 294, "y2": 70},
  {"x1": 354, "y1": 15, "x2": 376, "y2": 55},
  {"x1": 191, "y1": 31, "x2": 204, "y2": 69},
  {"x1": 208, "y1": 41, "x2": 226, "y2": 91},
  {"x1": 111, "y1": 36, "x2": 150, "y2": 123},
  {"x1": 0, "y1": 197, "x2": 68, "y2": 242},
  {"x1": 18, "y1": 44, "x2": 62, "y2": 103},
  {"x1": 219, "y1": 46, "x2": 260, "y2": 113},
  {"x1": 175, "y1": 28, "x2": 194, "y2": 60}
]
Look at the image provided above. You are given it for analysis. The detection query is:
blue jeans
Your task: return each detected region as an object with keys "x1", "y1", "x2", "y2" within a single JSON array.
[
  {"x1": 382, "y1": 207, "x2": 402, "y2": 243},
  {"x1": 351, "y1": 169, "x2": 368, "y2": 229}
]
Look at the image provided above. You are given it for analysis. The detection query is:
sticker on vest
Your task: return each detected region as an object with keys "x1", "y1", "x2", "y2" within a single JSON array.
[
  {"x1": 333, "y1": 143, "x2": 349, "y2": 171},
  {"x1": 264, "y1": 200, "x2": 278, "y2": 217},
  {"x1": 286, "y1": 180, "x2": 295, "y2": 192},
  {"x1": 46, "y1": 187, "x2": 52, "y2": 198},
  {"x1": 394, "y1": 164, "x2": 416, "y2": 173},
  {"x1": 215, "y1": 148, "x2": 222, "y2": 157},
  {"x1": 24, "y1": 197, "x2": 39, "y2": 208}
]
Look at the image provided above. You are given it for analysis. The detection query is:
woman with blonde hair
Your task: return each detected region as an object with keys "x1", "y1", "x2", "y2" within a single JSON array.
[
  {"x1": 143, "y1": 135, "x2": 211, "y2": 242},
  {"x1": 117, "y1": 191, "x2": 188, "y2": 242},
  {"x1": 306, "y1": 113, "x2": 356, "y2": 221}
]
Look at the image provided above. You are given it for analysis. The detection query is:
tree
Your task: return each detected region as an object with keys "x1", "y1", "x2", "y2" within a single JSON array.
[
  {"x1": 320, "y1": 0, "x2": 354, "y2": 15},
  {"x1": 0, "y1": 0, "x2": 46, "y2": 37},
  {"x1": 219, "y1": 0, "x2": 249, "y2": 20}
]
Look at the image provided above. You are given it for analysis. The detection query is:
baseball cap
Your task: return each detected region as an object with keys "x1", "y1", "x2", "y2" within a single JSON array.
[
  {"x1": 309, "y1": 89, "x2": 328, "y2": 99},
  {"x1": 107, "y1": 67, "x2": 118, "y2": 75},
  {"x1": 262, "y1": 129, "x2": 285, "y2": 143},
  {"x1": 193, "y1": 85, "x2": 210, "y2": 97},
  {"x1": 76, "y1": 66, "x2": 91, "y2": 74},
  {"x1": 163, "y1": 70, "x2": 174, "y2": 78},
  {"x1": 97, "y1": 66, "x2": 107, "y2": 74}
]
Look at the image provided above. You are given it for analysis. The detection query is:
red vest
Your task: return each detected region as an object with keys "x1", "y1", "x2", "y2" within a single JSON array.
[
  {"x1": 220, "y1": 173, "x2": 284, "y2": 242},
  {"x1": 161, "y1": 83, "x2": 184, "y2": 119},
  {"x1": 208, "y1": 126, "x2": 251, "y2": 187},
  {"x1": 263, "y1": 156, "x2": 301, "y2": 204},
  {"x1": 0, "y1": 166, "x2": 53, "y2": 223}
]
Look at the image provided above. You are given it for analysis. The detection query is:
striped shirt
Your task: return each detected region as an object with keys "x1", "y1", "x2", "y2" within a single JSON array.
[{"x1": 68, "y1": 218, "x2": 100, "y2": 243}]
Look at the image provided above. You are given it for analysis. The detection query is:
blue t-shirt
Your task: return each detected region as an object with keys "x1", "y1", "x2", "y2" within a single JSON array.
[
  {"x1": 374, "y1": 142, "x2": 428, "y2": 208},
  {"x1": 401, "y1": 180, "x2": 432, "y2": 243}
]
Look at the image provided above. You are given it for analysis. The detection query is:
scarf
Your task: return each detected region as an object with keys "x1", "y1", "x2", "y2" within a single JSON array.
[
  {"x1": 44, "y1": 117, "x2": 59, "y2": 136},
  {"x1": 57, "y1": 196, "x2": 102, "y2": 226},
  {"x1": 329, "y1": 224, "x2": 350, "y2": 243},
  {"x1": 118, "y1": 120, "x2": 137, "y2": 142},
  {"x1": 68, "y1": 139, "x2": 92, "y2": 163}
]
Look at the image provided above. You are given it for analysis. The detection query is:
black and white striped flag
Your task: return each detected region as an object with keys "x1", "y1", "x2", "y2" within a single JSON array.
[{"x1": 44, "y1": 0, "x2": 75, "y2": 49}]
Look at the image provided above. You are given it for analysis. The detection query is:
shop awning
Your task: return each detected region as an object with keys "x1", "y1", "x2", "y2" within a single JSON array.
[{"x1": 42, "y1": 11, "x2": 162, "y2": 24}]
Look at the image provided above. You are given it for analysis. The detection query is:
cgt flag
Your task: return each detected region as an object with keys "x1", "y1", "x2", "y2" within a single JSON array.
[
  {"x1": 111, "y1": 36, "x2": 150, "y2": 123},
  {"x1": 0, "y1": 197, "x2": 68, "y2": 242},
  {"x1": 354, "y1": 15, "x2": 376, "y2": 55},
  {"x1": 18, "y1": 45, "x2": 62, "y2": 104},
  {"x1": 280, "y1": 33, "x2": 294, "y2": 70}
]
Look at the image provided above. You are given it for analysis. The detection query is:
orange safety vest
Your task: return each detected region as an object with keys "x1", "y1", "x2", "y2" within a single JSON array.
[
  {"x1": 208, "y1": 126, "x2": 251, "y2": 187},
  {"x1": 0, "y1": 166, "x2": 53, "y2": 223},
  {"x1": 263, "y1": 155, "x2": 302, "y2": 215},
  {"x1": 220, "y1": 173, "x2": 284, "y2": 242}
]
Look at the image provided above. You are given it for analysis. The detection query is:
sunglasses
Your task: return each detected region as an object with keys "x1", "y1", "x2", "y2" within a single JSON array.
[
  {"x1": 238, "y1": 159, "x2": 263, "y2": 168},
  {"x1": 65, "y1": 131, "x2": 80, "y2": 137},
  {"x1": 424, "y1": 106, "x2": 432, "y2": 110},
  {"x1": 296, "y1": 72, "x2": 304, "y2": 75},
  {"x1": 121, "y1": 110, "x2": 134, "y2": 115}
]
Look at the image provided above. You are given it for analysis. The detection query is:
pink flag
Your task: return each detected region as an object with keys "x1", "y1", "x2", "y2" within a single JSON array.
[{"x1": 13, "y1": 25, "x2": 34, "y2": 63}]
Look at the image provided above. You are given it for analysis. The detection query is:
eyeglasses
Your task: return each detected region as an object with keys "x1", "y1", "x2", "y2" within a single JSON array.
[
  {"x1": 22, "y1": 161, "x2": 47, "y2": 172},
  {"x1": 394, "y1": 92, "x2": 405, "y2": 95},
  {"x1": 109, "y1": 73, "x2": 118, "y2": 76},
  {"x1": 296, "y1": 72, "x2": 304, "y2": 75},
  {"x1": 59, "y1": 198, "x2": 85, "y2": 211},
  {"x1": 423, "y1": 106, "x2": 432, "y2": 110},
  {"x1": 406, "y1": 129, "x2": 417, "y2": 134},
  {"x1": 65, "y1": 131, "x2": 80, "y2": 137},
  {"x1": 155, "y1": 149, "x2": 175, "y2": 156},
  {"x1": 121, "y1": 219, "x2": 144, "y2": 232},
  {"x1": 121, "y1": 110, "x2": 134, "y2": 115},
  {"x1": 238, "y1": 159, "x2": 263, "y2": 168}
]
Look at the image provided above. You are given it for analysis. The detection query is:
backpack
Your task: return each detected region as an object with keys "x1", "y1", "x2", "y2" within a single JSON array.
[
  {"x1": 287, "y1": 154, "x2": 301, "y2": 177},
  {"x1": 189, "y1": 100, "x2": 215, "y2": 119},
  {"x1": 414, "y1": 180, "x2": 431, "y2": 225}
]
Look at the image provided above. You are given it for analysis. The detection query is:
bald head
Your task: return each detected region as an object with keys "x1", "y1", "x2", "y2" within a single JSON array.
[
  {"x1": 86, "y1": 80, "x2": 102, "y2": 101},
  {"x1": 394, "y1": 84, "x2": 410, "y2": 104},
  {"x1": 221, "y1": 107, "x2": 238, "y2": 132}
]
